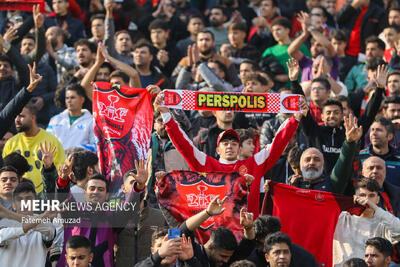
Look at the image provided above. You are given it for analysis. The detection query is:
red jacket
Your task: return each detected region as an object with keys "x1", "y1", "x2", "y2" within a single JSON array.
[{"x1": 163, "y1": 113, "x2": 299, "y2": 216}]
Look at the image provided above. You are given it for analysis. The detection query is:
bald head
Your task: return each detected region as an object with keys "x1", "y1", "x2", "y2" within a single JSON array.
[{"x1": 362, "y1": 156, "x2": 386, "y2": 188}]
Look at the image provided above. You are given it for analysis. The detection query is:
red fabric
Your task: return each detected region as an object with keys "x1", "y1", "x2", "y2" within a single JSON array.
[
  {"x1": 346, "y1": 7, "x2": 368, "y2": 56},
  {"x1": 57, "y1": 177, "x2": 69, "y2": 187},
  {"x1": 165, "y1": 114, "x2": 299, "y2": 217},
  {"x1": 157, "y1": 171, "x2": 248, "y2": 243},
  {"x1": 261, "y1": 182, "x2": 362, "y2": 267},
  {"x1": 309, "y1": 101, "x2": 323, "y2": 124},
  {"x1": 384, "y1": 48, "x2": 393, "y2": 63},
  {"x1": 0, "y1": 0, "x2": 45, "y2": 12},
  {"x1": 67, "y1": 0, "x2": 82, "y2": 19},
  {"x1": 93, "y1": 82, "x2": 153, "y2": 193}
]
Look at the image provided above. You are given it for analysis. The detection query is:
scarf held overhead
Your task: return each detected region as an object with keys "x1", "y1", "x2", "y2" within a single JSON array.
[
  {"x1": 160, "y1": 90, "x2": 302, "y2": 113},
  {"x1": 157, "y1": 171, "x2": 248, "y2": 243},
  {"x1": 93, "y1": 82, "x2": 153, "y2": 194},
  {"x1": 0, "y1": 0, "x2": 45, "y2": 12}
]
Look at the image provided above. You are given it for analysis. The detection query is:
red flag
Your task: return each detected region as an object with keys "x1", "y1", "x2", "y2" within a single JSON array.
[
  {"x1": 93, "y1": 82, "x2": 153, "y2": 194},
  {"x1": 261, "y1": 182, "x2": 362, "y2": 267},
  {"x1": 157, "y1": 171, "x2": 248, "y2": 243},
  {"x1": 0, "y1": 0, "x2": 45, "y2": 12}
]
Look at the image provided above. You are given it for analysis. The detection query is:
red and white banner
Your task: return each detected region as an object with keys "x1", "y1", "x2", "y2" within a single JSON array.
[
  {"x1": 157, "y1": 171, "x2": 248, "y2": 243},
  {"x1": 160, "y1": 89, "x2": 302, "y2": 113},
  {"x1": 0, "y1": 0, "x2": 45, "y2": 12},
  {"x1": 93, "y1": 82, "x2": 153, "y2": 194}
]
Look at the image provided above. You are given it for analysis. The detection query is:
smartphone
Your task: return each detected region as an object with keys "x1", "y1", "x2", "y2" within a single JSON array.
[{"x1": 168, "y1": 228, "x2": 181, "y2": 239}]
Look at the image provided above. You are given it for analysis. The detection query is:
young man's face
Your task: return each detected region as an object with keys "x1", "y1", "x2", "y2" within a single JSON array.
[
  {"x1": 209, "y1": 247, "x2": 235, "y2": 267},
  {"x1": 12, "y1": 191, "x2": 35, "y2": 215},
  {"x1": 197, "y1": 32, "x2": 215, "y2": 55},
  {"x1": 356, "y1": 187, "x2": 380, "y2": 205},
  {"x1": 91, "y1": 18, "x2": 105, "y2": 39},
  {"x1": 310, "y1": 41, "x2": 325, "y2": 58},
  {"x1": 52, "y1": 0, "x2": 69, "y2": 16},
  {"x1": 383, "y1": 28, "x2": 398, "y2": 48},
  {"x1": 20, "y1": 38, "x2": 35, "y2": 55},
  {"x1": 310, "y1": 82, "x2": 330, "y2": 104},
  {"x1": 239, "y1": 63, "x2": 254, "y2": 84},
  {"x1": 15, "y1": 107, "x2": 34, "y2": 133},
  {"x1": 228, "y1": 29, "x2": 246, "y2": 48},
  {"x1": 0, "y1": 60, "x2": 13, "y2": 81},
  {"x1": 331, "y1": 38, "x2": 347, "y2": 55},
  {"x1": 187, "y1": 18, "x2": 204, "y2": 35},
  {"x1": 265, "y1": 242, "x2": 291, "y2": 267},
  {"x1": 240, "y1": 138, "x2": 255, "y2": 159},
  {"x1": 0, "y1": 171, "x2": 18, "y2": 198},
  {"x1": 260, "y1": 0, "x2": 276, "y2": 19},
  {"x1": 370, "y1": 122, "x2": 392, "y2": 150},
  {"x1": 384, "y1": 103, "x2": 400, "y2": 120},
  {"x1": 66, "y1": 247, "x2": 93, "y2": 267},
  {"x1": 245, "y1": 79, "x2": 269, "y2": 93},
  {"x1": 150, "y1": 28, "x2": 168, "y2": 46},
  {"x1": 365, "y1": 42, "x2": 383, "y2": 60},
  {"x1": 389, "y1": 10, "x2": 400, "y2": 26},
  {"x1": 115, "y1": 33, "x2": 132, "y2": 54},
  {"x1": 121, "y1": 174, "x2": 135, "y2": 195},
  {"x1": 65, "y1": 90, "x2": 85, "y2": 114},
  {"x1": 271, "y1": 25, "x2": 289, "y2": 42},
  {"x1": 209, "y1": 8, "x2": 226, "y2": 27},
  {"x1": 207, "y1": 62, "x2": 225, "y2": 80},
  {"x1": 84, "y1": 179, "x2": 108, "y2": 204},
  {"x1": 387, "y1": 74, "x2": 400, "y2": 96},
  {"x1": 321, "y1": 105, "x2": 343, "y2": 128},
  {"x1": 133, "y1": 46, "x2": 153, "y2": 68},
  {"x1": 96, "y1": 67, "x2": 111, "y2": 82},
  {"x1": 154, "y1": 115, "x2": 167, "y2": 139},
  {"x1": 216, "y1": 138, "x2": 240, "y2": 161},
  {"x1": 76, "y1": 45, "x2": 94, "y2": 67},
  {"x1": 365, "y1": 245, "x2": 391, "y2": 267}
]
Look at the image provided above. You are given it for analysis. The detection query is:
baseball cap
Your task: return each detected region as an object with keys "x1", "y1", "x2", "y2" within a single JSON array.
[{"x1": 217, "y1": 129, "x2": 240, "y2": 146}]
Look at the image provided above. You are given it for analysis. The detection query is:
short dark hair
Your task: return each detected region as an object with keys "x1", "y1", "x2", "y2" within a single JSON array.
[
  {"x1": 271, "y1": 17, "x2": 292, "y2": 32},
  {"x1": 208, "y1": 59, "x2": 228, "y2": 77},
  {"x1": 197, "y1": 30, "x2": 215, "y2": 41},
  {"x1": 322, "y1": 99, "x2": 343, "y2": 112},
  {"x1": 74, "y1": 39, "x2": 97, "y2": 53},
  {"x1": 264, "y1": 232, "x2": 291, "y2": 254},
  {"x1": 384, "y1": 24, "x2": 400, "y2": 33},
  {"x1": 383, "y1": 95, "x2": 400, "y2": 109},
  {"x1": 229, "y1": 260, "x2": 256, "y2": 267},
  {"x1": 311, "y1": 77, "x2": 331, "y2": 91},
  {"x1": 151, "y1": 227, "x2": 168, "y2": 247},
  {"x1": 343, "y1": 258, "x2": 368, "y2": 267},
  {"x1": 373, "y1": 116, "x2": 395, "y2": 136},
  {"x1": 72, "y1": 151, "x2": 98, "y2": 181},
  {"x1": 365, "y1": 36, "x2": 386, "y2": 51},
  {"x1": 240, "y1": 60, "x2": 258, "y2": 71},
  {"x1": 254, "y1": 215, "x2": 281, "y2": 240},
  {"x1": 133, "y1": 40, "x2": 154, "y2": 53},
  {"x1": 0, "y1": 165, "x2": 19, "y2": 180},
  {"x1": 86, "y1": 173, "x2": 109, "y2": 193},
  {"x1": 244, "y1": 73, "x2": 269, "y2": 86},
  {"x1": 114, "y1": 30, "x2": 131, "y2": 40},
  {"x1": 0, "y1": 55, "x2": 13, "y2": 68},
  {"x1": 210, "y1": 5, "x2": 228, "y2": 17},
  {"x1": 149, "y1": 19, "x2": 169, "y2": 31},
  {"x1": 312, "y1": 6, "x2": 329, "y2": 18},
  {"x1": 210, "y1": 228, "x2": 238, "y2": 251},
  {"x1": 229, "y1": 21, "x2": 247, "y2": 33},
  {"x1": 2, "y1": 153, "x2": 29, "y2": 177},
  {"x1": 237, "y1": 128, "x2": 254, "y2": 145},
  {"x1": 22, "y1": 33, "x2": 35, "y2": 42},
  {"x1": 389, "y1": 6, "x2": 400, "y2": 14},
  {"x1": 330, "y1": 29, "x2": 348, "y2": 42},
  {"x1": 12, "y1": 181, "x2": 36, "y2": 200},
  {"x1": 262, "y1": 0, "x2": 278, "y2": 7},
  {"x1": 332, "y1": 95, "x2": 350, "y2": 107},
  {"x1": 188, "y1": 14, "x2": 205, "y2": 25},
  {"x1": 288, "y1": 145, "x2": 302, "y2": 169},
  {"x1": 99, "y1": 62, "x2": 114, "y2": 73},
  {"x1": 387, "y1": 71, "x2": 400, "y2": 83},
  {"x1": 66, "y1": 83, "x2": 86, "y2": 98},
  {"x1": 365, "y1": 237, "x2": 393, "y2": 258},
  {"x1": 66, "y1": 235, "x2": 92, "y2": 251},
  {"x1": 90, "y1": 14, "x2": 105, "y2": 23},
  {"x1": 366, "y1": 57, "x2": 387, "y2": 71},
  {"x1": 355, "y1": 178, "x2": 380, "y2": 193},
  {"x1": 25, "y1": 101, "x2": 39, "y2": 116},
  {"x1": 110, "y1": 70, "x2": 130, "y2": 84}
]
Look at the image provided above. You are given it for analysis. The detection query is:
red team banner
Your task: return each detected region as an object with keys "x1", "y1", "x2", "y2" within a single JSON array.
[
  {"x1": 0, "y1": 0, "x2": 45, "y2": 12},
  {"x1": 261, "y1": 182, "x2": 363, "y2": 267},
  {"x1": 93, "y1": 82, "x2": 153, "y2": 194},
  {"x1": 160, "y1": 89, "x2": 302, "y2": 113},
  {"x1": 157, "y1": 171, "x2": 248, "y2": 243}
]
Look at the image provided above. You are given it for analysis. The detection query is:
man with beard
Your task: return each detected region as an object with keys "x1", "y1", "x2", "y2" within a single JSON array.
[
  {"x1": 246, "y1": 215, "x2": 318, "y2": 267},
  {"x1": 387, "y1": 72, "x2": 400, "y2": 97},
  {"x1": 172, "y1": 30, "x2": 240, "y2": 87},
  {"x1": 290, "y1": 113, "x2": 361, "y2": 193},
  {"x1": 359, "y1": 117, "x2": 400, "y2": 187},
  {"x1": 44, "y1": 26, "x2": 77, "y2": 83},
  {"x1": 2, "y1": 101, "x2": 65, "y2": 196},
  {"x1": 365, "y1": 237, "x2": 394, "y2": 267},
  {"x1": 206, "y1": 6, "x2": 229, "y2": 52},
  {"x1": 54, "y1": 39, "x2": 96, "y2": 110},
  {"x1": 382, "y1": 96, "x2": 400, "y2": 148}
]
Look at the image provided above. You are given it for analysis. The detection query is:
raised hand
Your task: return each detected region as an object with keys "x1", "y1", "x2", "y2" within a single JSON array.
[
  {"x1": 286, "y1": 58, "x2": 300, "y2": 81},
  {"x1": 58, "y1": 155, "x2": 74, "y2": 181},
  {"x1": 373, "y1": 64, "x2": 389, "y2": 88},
  {"x1": 344, "y1": 113, "x2": 363, "y2": 143},
  {"x1": 297, "y1": 11, "x2": 311, "y2": 32},
  {"x1": 40, "y1": 141, "x2": 56, "y2": 169},
  {"x1": 33, "y1": 4, "x2": 44, "y2": 28},
  {"x1": 27, "y1": 62, "x2": 43, "y2": 92},
  {"x1": 147, "y1": 84, "x2": 162, "y2": 96},
  {"x1": 315, "y1": 57, "x2": 329, "y2": 78},
  {"x1": 132, "y1": 159, "x2": 148, "y2": 190},
  {"x1": 3, "y1": 27, "x2": 18, "y2": 43},
  {"x1": 96, "y1": 42, "x2": 106, "y2": 64},
  {"x1": 240, "y1": 207, "x2": 254, "y2": 229},
  {"x1": 179, "y1": 234, "x2": 194, "y2": 261},
  {"x1": 294, "y1": 96, "x2": 308, "y2": 120},
  {"x1": 158, "y1": 234, "x2": 182, "y2": 259},
  {"x1": 244, "y1": 174, "x2": 255, "y2": 186},
  {"x1": 206, "y1": 196, "x2": 227, "y2": 216},
  {"x1": 153, "y1": 90, "x2": 169, "y2": 113},
  {"x1": 104, "y1": 0, "x2": 114, "y2": 17}
]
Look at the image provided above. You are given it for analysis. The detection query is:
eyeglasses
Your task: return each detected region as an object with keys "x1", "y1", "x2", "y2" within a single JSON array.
[{"x1": 311, "y1": 86, "x2": 326, "y2": 91}]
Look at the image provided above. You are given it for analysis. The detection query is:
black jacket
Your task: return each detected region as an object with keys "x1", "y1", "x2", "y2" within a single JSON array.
[{"x1": 336, "y1": 2, "x2": 385, "y2": 52}]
